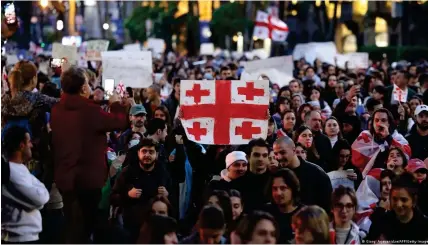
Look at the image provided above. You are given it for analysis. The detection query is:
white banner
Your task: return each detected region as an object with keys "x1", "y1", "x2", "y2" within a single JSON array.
[
  {"x1": 146, "y1": 38, "x2": 165, "y2": 54},
  {"x1": 292, "y1": 42, "x2": 337, "y2": 65},
  {"x1": 200, "y1": 43, "x2": 215, "y2": 55},
  {"x1": 101, "y1": 51, "x2": 153, "y2": 88},
  {"x1": 52, "y1": 43, "x2": 78, "y2": 65},
  {"x1": 240, "y1": 56, "x2": 293, "y2": 87},
  {"x1": 336, "y1": 52, "x2": 369, "y2": 70},
  {"x1": 327, "y1": 170, "x2": 355, "y2": 190},
  {"x1": 86, "y1": 40, "x2": 110, "y2": 61},
  {"x1": 123, "y1": 43, "x2": 141, "y2": 51}
]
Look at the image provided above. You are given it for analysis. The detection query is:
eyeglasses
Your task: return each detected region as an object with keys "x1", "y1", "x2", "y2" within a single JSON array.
[{"x1": 334, "y1": 203, "x2": 354, "y2": 210}]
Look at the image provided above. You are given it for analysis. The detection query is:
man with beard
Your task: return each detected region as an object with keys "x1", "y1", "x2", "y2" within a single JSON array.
[
  {"x1": 406, "y1": 105, "x2": 428, "y2": 160},
  {"x1": 111, "y1": 138, "x2": 171, "y2": 243},
  {"x1": 116, "y1": 104, "x2": 147, "y2": 152},
  {"x1": 145, "y1": 118, "x2": 168, "y2": 166},
  {"x1": 272, "y1": 136, "x2": 332, "y2": 213},
  {"x1": 246, "y1": 138, "x2": 272, "y2": 211}
]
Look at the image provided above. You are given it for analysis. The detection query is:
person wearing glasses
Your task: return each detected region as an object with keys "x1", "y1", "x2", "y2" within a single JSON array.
[
  {"x1": 329, "y1": 140, "x2": 363, "y2": 189},
  {"x1": 330, "y1": 186, "x2": 362, "y2": 244}
]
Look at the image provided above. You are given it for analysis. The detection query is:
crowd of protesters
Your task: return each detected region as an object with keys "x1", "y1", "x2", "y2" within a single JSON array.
[{"x1": 2, "y1": 51, "x2": 428, "y2": 244}]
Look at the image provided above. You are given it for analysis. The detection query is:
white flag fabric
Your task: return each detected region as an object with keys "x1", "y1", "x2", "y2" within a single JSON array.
[{"x1": 253, "y1": 10, "x2": 289, "y2": 42}]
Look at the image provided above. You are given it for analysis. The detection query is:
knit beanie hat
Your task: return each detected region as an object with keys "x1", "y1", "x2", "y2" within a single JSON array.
[{"x1": 225, "y1": 151, "x2": 247, "y2": 169}]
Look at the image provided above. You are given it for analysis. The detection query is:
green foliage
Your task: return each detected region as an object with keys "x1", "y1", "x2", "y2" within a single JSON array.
[
  {"x1": 359, "y1": 46, "x2": 428, "y2": 62},
  {"x1": 210, "y1": 2, "x2": 253, "y2": 48},
  {"x1": 124, "y1": 2, "x2": 178, "y2": 45}
]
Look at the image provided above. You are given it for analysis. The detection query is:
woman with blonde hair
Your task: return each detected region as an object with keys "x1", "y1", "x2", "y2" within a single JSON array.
[{"x1": 292, "y1": 205, "x2": 330, "y2": 244}]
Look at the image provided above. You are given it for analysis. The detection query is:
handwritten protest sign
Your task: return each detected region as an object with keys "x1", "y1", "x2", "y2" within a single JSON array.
[
  {"x1": 393, "y1": 84, "x2": 407, "y2": 103},
  {"x1": 86, "y1": 40, "x2": 110, "y2": 61},
  {"x1": 52, "y1": 43, "x2": 78, "y2": 65},
  {"x1": 180, "y1": 80, "x2": 269, "y2": 145},
  {"x1": 240, "y1": 56, "x2": 293, "y2": 87},
  {"x1": 101, "y1": 51, "x2": 153, "y2": 88},
  {"x1": 293, "y1": 42, "x2": 337, "y2": 65},
  {"x1": 200, "y1": 43, "x2": 215, "y2": 55},
  {"x1": 327, "y1": 170, "x2": 355, "y2": 190}
]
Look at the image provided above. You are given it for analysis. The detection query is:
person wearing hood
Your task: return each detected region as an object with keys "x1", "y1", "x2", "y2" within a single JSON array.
[
  {"x1": 50, "y1": 66, "x2": 128, "y2": 243},
  {"x1": 205, "y1": 151, "x2": 258, "y2": 213}
]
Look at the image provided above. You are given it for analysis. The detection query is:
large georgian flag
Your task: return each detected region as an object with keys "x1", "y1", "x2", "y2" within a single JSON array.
[
  {"x1": 180, "y1": 80, "x2": 269, "y2": 145},
  {"x1": 253, "y1": 10, "x2": 289, "y2": 42},
  {"x1": 351, "y1": 130, "x2": 411, "y2": 177}
]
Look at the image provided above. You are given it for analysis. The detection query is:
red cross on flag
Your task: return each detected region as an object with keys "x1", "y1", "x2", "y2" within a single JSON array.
[
  {"x1": 253, "y1": 10, "x2": 289, "y2": 42},
  {"x1": 180, "y1": 80, "x2": 269, "y2": 145}
]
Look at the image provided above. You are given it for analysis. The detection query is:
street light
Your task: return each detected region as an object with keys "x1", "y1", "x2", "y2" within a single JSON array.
[
  {"x1": 103, "y1": 23, "x2": 110, "y2": 30},
  {"x1": 40, "y1": 0, "x2": 49, "y2": 8}
]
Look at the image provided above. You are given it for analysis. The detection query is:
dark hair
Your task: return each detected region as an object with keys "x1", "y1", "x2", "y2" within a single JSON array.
[
  {"x1": 172, "y1": 77, "x2": 181, "y2": 87},
  {"x1": 138, "y1": 214, "x2": 177, "y2": 244},
  {"x1": 126, "y1": 87, "x2": 133, "y2": 98},
  {"x1": 330, "y1": 139, "x2": 351, "y2": 170},
  {"x1": 235, "y1": 211, "x2": 279, "y2": 244},
  {"x1": 145, "y1": 195, "x2": 173, "y2": 218},
  {"x1": 387, "y1": 147, "x2": 408, "y2": 169},
  {"x1": 391, "y1": 172, "x2": 419, "y2": 203},
  {"x1": 220, "y1": 66, "x2": 231, "y2": 72},
  {"x1": 41, "y1": 82, "x2": 61, "y2": 98},
  {"x1": 248, "y1": 138, "x2": 270, "y2": 155},
  {"x1": 324, "y1": 116, "x2": 343, "y2": 139},
  {"x1": 397, "y1": 70, "x2": 411, "y2": 81},
  {"x1": 229, "y1": 189, "x2": 242, "y2": 202},
  {"x1": 370, "y1": 108, "x2": 396, "y2": 136},
  {"x1": 94, "y1": 86, "x2": 105, "y2": 92},
  {"x1": 146, "y1": 118, "x2": 167, "y2": 136},
  {"x1": 296, "y1": 103, "x2": 313, "y2": 128},
  {"x1": 366, "y1": 98, "x2": 382, "y2": 112},
  {"x1": 278, "y1": 86, "x2": 291, "y2": 97},
  {"x1": 153, "y1": 106, "x2": 172, "y2": 128},
  {"x1": 380, "y1": 169, "x2": 396, "y2": 193},
  {"x1": 3, "y1": 126, "x2": 29, "y2": 157},
  {"x1": 198, "y1": 205, "x2": 226, "y2": 230},
  {"x1": 293, "y1": 125, "x2": 320, "y2": 160},
  {"x1": 61, "y1": 66, "x2": 87, "y2": 95},
  {"x1": 373, "y1": 85, "x2": 387, "y2": 96},
  {"x1": 331, "y1": 185, "x2": 358, "y2": 211},
  {"x1": 275, "y1": 96, "x2": 291, "y2": 113},
  {"x1": 138, "y1": 138, "x2": 158, "y2": 151},
  {"x1": 205, "y1": 190, "x2": 233, "y2": 226},
  {"x1": 266, "y1": 168, "x2": 300, "y2": 204}
]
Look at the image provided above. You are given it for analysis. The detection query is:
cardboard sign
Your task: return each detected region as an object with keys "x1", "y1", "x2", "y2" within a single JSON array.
[
  {"x1": 52, "y1": 43, "x2": 78, "y2": 65},
  {"x1": 200, "y1": 43, "x2": 215, "y2": 55},
  {"x1": 86, "y1": 40, "x2": 110, "y2": 61},
  {"x1": 327, "y1": 170, "x2": 355, "y2": 190},
  {"x1": 392, "y1": 84, "x2": 407, "y2": 103},
  {"x1": 180, "y1": 80, "x2": 269, "y2": 145},
  {"x1": 292, "y1": 42, "x2": 337, "y2": 65},
  {"x1": 146, "y1": 38, "x2": 165, "y2": 54},
  {"x1": 240, "y1": 56, "x2": 293, "y2": 87},
  {"x1": 101, "y1": 51, "x2": 153, "y2": 88}
]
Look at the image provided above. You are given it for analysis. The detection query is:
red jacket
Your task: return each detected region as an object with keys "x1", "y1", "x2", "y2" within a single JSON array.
[{"x1": 51, "y1": 94, "x2": 128, "y2": 191}]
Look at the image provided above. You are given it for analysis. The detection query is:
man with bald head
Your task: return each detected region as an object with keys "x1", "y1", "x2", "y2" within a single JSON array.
[{"x1": 272, "y1": 136, "x2": 332, "y2": 213}]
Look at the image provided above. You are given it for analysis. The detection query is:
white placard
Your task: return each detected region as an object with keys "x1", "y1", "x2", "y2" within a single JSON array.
[
  {"x1": 200, "y1": 43, "x2": 215, "y2": 55},
  {"x1": 86, "y1": 40, "x2": 110, "y2": 61},
  {"x1": 101, "y1": 51, "x2": 153, "y2": 88},
  {"x1": 6, "y1": 54, "x2": 19, "y2": 65},
  {"x1": 240, "y1": 56, "x2": 293, "y2": 87},
  {"x1": 123, "y1": 43, "x2": 141, "y2": 51},
  {"x1": 327, "y1": 170, "x2": 355, "y2": 190},
  {"x1": 146, "y1": 38, "x2": 165, "y2": 54},
  {"x1": 293, "y1": 42, "x2": 338, "y2": 65},
  {"x1": 52, "y1": 43, "x2": 78, "y2": 65},
  {"x1": 392, "y1": 84, "x2": 407, "y2": 103},
  {"x1": 336, "y1": 52, "x2": 369, "y2": 70}
]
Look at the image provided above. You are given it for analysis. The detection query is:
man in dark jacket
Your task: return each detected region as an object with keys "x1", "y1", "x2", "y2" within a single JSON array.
[
  {"x1": 383, "y1": 70, "x2": 417, "y2": 110},
  {"x1": 51, "y1": 66, "x2": 128, "y2": 243},
  {"x1": 110, "y1": 138, "x2": 171, "y2": 243},
  {"x1": 405, "y1": 105, "x2": 428, "y2": 160},
  {"x1": 272, "y1": 136, "x2": 333, "y2": 213}
]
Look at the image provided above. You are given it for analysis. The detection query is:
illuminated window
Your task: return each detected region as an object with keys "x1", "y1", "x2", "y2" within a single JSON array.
[
  {"x1": 198, "y1": 0, "x2": 212, "y2": 21},
  {"x1": 213, "y1": 0, "x2": 220, "y2": 9},
  {"x1": 375, "y1": 17, "x2": 387, "y2": 33},
  {"x1": 174, "y1": 0, "x2": 189, "y2": 18},
  {"x1": 343, "y1": 35, "x2": 357, "y2": 53},
  {"x1": 375, "y1": 33, "x2": 388, "y2": 47},
  {"x1": 353, "y1": 0, "x2": 368, "y2": 16}
]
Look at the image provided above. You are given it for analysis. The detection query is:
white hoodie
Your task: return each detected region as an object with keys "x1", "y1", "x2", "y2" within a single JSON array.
[{"x1": 1, "y1": 162, "x2": 50, "y2": 242}]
